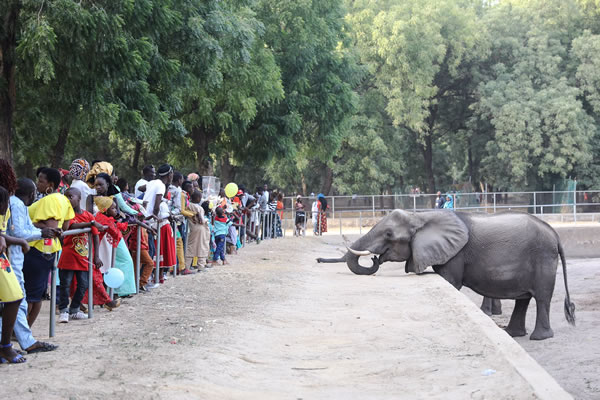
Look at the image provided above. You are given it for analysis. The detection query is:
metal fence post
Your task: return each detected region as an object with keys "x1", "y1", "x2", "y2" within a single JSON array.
[
  {"x1": 155, "y1": 220, "x2": 161, "y2": 285},
  {"x1": 135, "y1": 226, "x2": 141, "y2": 294},
  {"x1": 533, "y1": 192, "x2": 537, "y2": 215},
  {"x1": 339, "y1": 211, "x2": 342, "y2": 235},
  {"x1": 413, "y1": 195, "x2": 416, "y2": 211},
  {"x1": 172, "y1": 221, "x2": 177, "y2": 277},
  {"x1": 574, "y1": 183, "x2": 577, "y2": 222},
  {"x1": 88, "y1": 232, "x2": 94, "y2": 318},
  {"x1": 332, "y1": 197, "x2": 335, "y2": 220},
  {"x1": 359, "y1": 211, "x2": 362, "y2": 235},
  {"x1": 49, "y1": 253, "x2": 58, "y2": 338},
  {"x1": 109, "y1": 246, "x2": 116, "y2": 300},
  {"x1": 372, "y1": 195, "x2": 375, "y2": 218},
  {"x1": 493, "y1": 193, "x2": 497, "y2": 213}
]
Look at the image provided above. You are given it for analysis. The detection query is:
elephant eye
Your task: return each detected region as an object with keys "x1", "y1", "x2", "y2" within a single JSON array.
[{"x1": 385, "y1": 231, "x2": 393, "y2": 239}]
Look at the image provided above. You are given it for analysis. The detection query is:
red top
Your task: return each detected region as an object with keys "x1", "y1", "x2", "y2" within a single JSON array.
[
  {"x1": 94, "y1": 213, "x2": 128, "y2": 248},
  {"x1": 215, "y1": 215, "x2": 227, "y2": 223},
  {"x1": 57, "y1": 211, "x2": 99, "y2": 271},
  {"x1": 124, "y1": 225, "x2": 149, "y2": 251}
]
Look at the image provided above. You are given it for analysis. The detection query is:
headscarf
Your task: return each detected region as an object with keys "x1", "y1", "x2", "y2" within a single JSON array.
[
  {"x1": 69, "y1": 159, "x2": 90, "y2": 181},
  {"x1": 187, "y1": 172, "x2": 199, "y2": 181},
  {"x1": 94, "y1": 196, "x2": 114, "y2": 214},
  {"x1": 86, "y1": 161, "x2": 113, "y2": 187}
]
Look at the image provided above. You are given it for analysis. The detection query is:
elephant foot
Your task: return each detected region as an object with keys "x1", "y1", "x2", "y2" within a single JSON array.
[
  {"x1": 491, "y1": 301, "x2": 502, "y2": 315},
  {"x1": 505, "y1": 326, "x2": 527, "y2": 337},
  {"x1": 530, "y1": 328, "x2": 554, "y2": 341}
]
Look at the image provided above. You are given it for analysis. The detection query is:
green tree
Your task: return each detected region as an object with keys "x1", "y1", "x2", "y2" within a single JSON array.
[
  {"x1": 469, "y1": 1, "x2": 595, "y2": 190},
  {"x1": 345, "y1": 0, "x2": 488, "y2": 192}
]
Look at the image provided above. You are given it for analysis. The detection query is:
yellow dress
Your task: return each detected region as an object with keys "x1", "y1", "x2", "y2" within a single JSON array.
[{"x1": 0, "y1": 209, "x2": 24, "y2": 303}]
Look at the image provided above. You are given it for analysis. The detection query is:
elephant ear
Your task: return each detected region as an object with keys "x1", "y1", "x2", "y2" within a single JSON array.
[{"x1": 405, "y1": 211, "x2": 469, "y2": 274}]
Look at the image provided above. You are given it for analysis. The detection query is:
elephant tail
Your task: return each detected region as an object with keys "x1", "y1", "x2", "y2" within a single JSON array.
[{"x1": 558, "y1": 242, "x2": 576, "y2": 326}]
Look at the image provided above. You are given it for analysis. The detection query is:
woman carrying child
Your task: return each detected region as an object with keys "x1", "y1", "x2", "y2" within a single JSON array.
[{"x1": 185, "y1": 191, "x2": 210, "y2": 270}]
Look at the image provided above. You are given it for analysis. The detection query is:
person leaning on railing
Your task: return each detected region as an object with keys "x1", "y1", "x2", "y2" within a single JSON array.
[{"x1": 23, "y1": 167, "x2": 75, "y2": 329}]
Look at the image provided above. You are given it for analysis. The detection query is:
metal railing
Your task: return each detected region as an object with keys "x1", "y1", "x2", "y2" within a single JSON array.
[{"x1": 282, "y1": 190, "x2": 600, "y2": 222}]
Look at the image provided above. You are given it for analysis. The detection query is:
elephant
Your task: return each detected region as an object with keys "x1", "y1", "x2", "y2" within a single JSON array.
[{"x1": 317, "y1": 210, "x2": 576, "y2": 340}]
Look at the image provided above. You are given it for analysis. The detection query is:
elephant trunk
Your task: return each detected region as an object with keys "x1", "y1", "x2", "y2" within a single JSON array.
[
  {"x1": 346, "y1": 252, "x2": 380, "y2": 275},
  {"x1": 316, "y1": 255, "x2": 346, "y2": 263}
]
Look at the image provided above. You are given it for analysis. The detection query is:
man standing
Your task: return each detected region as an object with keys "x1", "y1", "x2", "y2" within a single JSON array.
[
  {"x1": 435, "y1": 191, "x2": 446, "y2": 209},
  {"x1": 134, "y1": 165, "x2": 156, "y2": 199},
  {"x1": 4, "y1": 179, "x2": 59, "y2": 354}
]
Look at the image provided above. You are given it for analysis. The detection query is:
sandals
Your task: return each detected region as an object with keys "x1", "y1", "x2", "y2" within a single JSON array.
[
  {"x1": 26, "y1": 341, "x2": 58, "y2": 354},
  {"x1": 1, "y1": 343, "x2": 27, "y2": 364}
]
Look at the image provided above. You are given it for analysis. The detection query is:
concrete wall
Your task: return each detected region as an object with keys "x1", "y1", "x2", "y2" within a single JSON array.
[{"x1": 554, "y1": 225, "x2": 600, "y2": 258}]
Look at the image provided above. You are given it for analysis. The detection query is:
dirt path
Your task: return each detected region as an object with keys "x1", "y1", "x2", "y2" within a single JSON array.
[{"x1": 2, "y1": 236, "x2": 577, "y2": 399}]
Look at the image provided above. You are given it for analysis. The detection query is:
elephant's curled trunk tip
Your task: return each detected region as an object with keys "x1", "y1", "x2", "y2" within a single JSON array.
[{"x1": 564, "y1": 298, "x2": 576, "y2": 326}]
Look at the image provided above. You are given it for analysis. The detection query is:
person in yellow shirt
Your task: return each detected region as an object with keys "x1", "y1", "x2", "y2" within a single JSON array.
[{"x1": 22, "y1": 168, "x2": 74, "y2": 328}]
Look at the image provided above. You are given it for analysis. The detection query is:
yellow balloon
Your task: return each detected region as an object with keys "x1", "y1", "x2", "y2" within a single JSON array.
[
  {"x1": 209, "y1": 201, "x2": 214, "y2": 210},
  {"x1": 225, "y1": 182, "x2": 238, "y2": 198}
]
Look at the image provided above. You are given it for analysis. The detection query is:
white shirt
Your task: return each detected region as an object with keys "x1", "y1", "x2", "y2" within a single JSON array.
[
  {"x1": 134, "y1": 178, "x2": 148, "y2": 199},
  {"x1": 70, "y1": 179, "x2": 95, "y2": 211},
  {"x1": 312, "y1": 201, "x2": 319, "y2": 223},
  {"x1": 143, "y1": 180, "x2": 168, "y2": 218}
]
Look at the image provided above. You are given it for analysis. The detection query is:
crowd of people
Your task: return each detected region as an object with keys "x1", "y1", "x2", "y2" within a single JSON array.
[{"x1": 0, "y1": 158, "x2": 318, "y2": 365}]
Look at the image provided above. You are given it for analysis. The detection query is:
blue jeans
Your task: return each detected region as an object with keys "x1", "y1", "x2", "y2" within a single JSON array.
[
  {"x1": 213, "y1": 235, "x2": 226, "y2": 262},
  {"x1": 58, "y1": 269, "x2": 89, "y2": 314}
]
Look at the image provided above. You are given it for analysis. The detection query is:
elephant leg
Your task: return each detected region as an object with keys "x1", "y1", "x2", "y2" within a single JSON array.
[
  {"x1": 491, "y1": 299, "x2": 502, "y2": 315},
  {"x1": 505, "y1": 298, "x2": 531, "y2": 337},
  {"x1": 530, "y1": 297, "x2": 554, "y2": 340},
  {"x1": 480, "y1": 297, "x2": 493, "y2": 316},
  {"x1": 480, "y1": 298, "x2": 501, "y2": 316},
  {"x1": 432, "y1": 254, "x2": 464, "y2": 290}
]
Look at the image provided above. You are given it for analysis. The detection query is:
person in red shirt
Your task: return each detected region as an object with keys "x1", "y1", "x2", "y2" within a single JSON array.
[{"x1": 58, "y1": 188, "x2": 105, "y2": 323}]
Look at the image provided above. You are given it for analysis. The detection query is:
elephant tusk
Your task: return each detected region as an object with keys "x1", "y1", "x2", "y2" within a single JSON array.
[{"x1": 346, "y1": 247, "x2": 372, "y2": 256}]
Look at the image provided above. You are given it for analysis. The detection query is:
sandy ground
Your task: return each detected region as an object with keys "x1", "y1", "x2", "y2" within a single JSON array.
[
  {"x1": 462, "y1": 259, "x2": 600, "y2": 400},
  {"x1": 1, "y1": 235, "x2": 592, "y2": 399}
]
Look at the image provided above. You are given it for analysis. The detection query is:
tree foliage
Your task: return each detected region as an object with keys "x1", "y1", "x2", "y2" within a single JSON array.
[{"x1": 3, "y1": 0, "x2": 600, "y2": 194}]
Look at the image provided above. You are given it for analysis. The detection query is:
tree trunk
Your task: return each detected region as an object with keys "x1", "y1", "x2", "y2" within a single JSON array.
[
  {"x1": 51, "y1": 127, "x2": 69, "y2": 168},
  {"x1": 0, "y1": 4, "x2": 19, "y2": 163},
  {"x1": 191, "y1": 125, "x2": 215, "y2": 176},
  {"x1": 422, "y1": 133, "x2": 435, "y2": 193},
  {"x1": 219, "y1": 154, "x2": 236, "y2": 184},
  {"x1": 300, "y1": 172, "x2": 307, "y2": 196},
  {"x1": 132, "y1": 140, "x2": 142, "y2": 171},
  {"x1": 320, "y1": 165, "x2": 334, "y2": 195}
]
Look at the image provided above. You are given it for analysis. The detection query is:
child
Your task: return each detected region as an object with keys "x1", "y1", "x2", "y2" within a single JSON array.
[
  {"x1": 94, "y1": 197, "x2": 137, "y2": 297},
  {"x1": 211, "y1": 206, "x2": 232, "y2": 265},
  {"x1": 185, "y1": 191, "x2": 209, "y2": 270},
  {"x1": 123, "y1": 208, "x2": 157, "y2": 292},
  {"x1": 57, "y1": 188, "x2": 105, "y2": 323}
]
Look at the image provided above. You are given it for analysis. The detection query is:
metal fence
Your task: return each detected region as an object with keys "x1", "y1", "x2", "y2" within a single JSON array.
[
  {"x1": 272, "y1": 190, "x2": 600, "y2": 237},
  {"x1": 281, "y1": 190, "x2": 600, "y2": 220}
]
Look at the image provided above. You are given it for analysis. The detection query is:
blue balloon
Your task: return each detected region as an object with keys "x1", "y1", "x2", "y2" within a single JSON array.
[{"x1": 104, "y1": 268, "x2": 124, "y2": 289}]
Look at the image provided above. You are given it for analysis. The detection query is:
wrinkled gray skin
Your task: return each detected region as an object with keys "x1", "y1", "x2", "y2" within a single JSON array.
[{"x1": 317, "y1": 210, "x2": 576, "y2": 340}]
